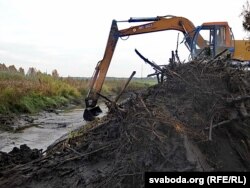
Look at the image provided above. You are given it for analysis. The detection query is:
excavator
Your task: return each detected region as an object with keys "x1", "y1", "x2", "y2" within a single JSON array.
[{"x1": 83, "y1": 15, "x2": 250, "y2": 121}]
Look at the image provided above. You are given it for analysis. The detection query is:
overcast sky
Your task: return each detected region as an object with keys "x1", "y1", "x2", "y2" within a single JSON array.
[{"x1": 0, "y1": 0, "x2": 248, "y2": 77}]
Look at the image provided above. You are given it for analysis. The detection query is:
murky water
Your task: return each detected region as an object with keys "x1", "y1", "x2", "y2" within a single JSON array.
[{"x1": 0, "y1": 105, "x2": 107, "y2": 153}]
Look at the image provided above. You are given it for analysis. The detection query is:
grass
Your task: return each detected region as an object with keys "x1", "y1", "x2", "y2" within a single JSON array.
[
  {"x1": 0, "y1": 72, "x2": 80, "y2": 114},
  {"x1": 0, "y1": 71, "x2": 157, "y2": 114},
  {"x1": 63, "y1": 76, "x2": 157, "y2": 96},
  {"x1": 95, "y1": 77, "x2": 157, "y2": 95}
]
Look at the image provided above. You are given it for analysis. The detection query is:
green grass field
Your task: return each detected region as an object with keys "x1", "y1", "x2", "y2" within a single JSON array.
[{"x1": 0, "y1": 71, "x2": 157, "y2": 114}]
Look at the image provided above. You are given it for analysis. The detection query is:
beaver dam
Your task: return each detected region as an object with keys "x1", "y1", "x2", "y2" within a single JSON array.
[{"x1": 0, "y1": 57, "x2": 249, "y2": 188}]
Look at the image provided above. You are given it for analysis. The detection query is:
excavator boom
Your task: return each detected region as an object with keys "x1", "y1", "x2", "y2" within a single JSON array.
[
  {"x1": 119, "y1": 16, "x2": 205, "y2": 50},
  {"x1": 85, "y1": 20, "x2": 119, "y2": 109}
]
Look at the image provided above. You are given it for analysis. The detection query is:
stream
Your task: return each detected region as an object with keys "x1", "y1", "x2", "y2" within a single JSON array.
[{"x1": 0, "y1": 105, "x2": 107, "y2": 153}]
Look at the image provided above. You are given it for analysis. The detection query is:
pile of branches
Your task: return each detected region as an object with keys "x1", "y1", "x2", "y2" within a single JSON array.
[
  {"x1": 143, "y1": 57, "x2": 250, "y2": 169},
  {"x1": 156, "y1": 58, "x2": 250, "y2": 139},
  {"x1": 0, "y1": 96, "x2": 200, "y2": 188},
  {"x1": 0, "y1": 57, "x2": 249, "y2": 188}
]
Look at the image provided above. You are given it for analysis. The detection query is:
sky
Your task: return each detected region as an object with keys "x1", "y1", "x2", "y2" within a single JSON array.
[{"x1": 0, "y1": 0, "x2": 248, "y2": 77}]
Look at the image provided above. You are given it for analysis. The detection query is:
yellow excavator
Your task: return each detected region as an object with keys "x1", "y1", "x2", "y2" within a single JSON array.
[{"x1": 83, "y1": 15, "x2": 250, "y2": 121}]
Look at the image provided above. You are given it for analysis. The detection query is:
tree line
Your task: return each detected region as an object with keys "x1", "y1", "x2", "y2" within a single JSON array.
[{"x1": 0, "y1": 63, "x2": 59, "y2": 77}]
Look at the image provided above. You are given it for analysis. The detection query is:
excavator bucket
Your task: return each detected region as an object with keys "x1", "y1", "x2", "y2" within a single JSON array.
[{"x1": 83, "y1": 106, "x2": 102, "y2": 121}]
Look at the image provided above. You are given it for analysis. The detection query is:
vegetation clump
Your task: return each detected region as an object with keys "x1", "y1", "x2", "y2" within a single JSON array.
[{"x1": 0, "y1": 64, "x2": 153, "y2": 114}]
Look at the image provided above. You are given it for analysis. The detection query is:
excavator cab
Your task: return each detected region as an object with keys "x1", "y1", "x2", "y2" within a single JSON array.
[{"x1": 191, "y1": 22, "x2": 235, "y2": 59}]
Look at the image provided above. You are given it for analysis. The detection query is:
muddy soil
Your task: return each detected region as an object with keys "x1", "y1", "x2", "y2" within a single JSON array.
[
  {"x1": 0, "y1": 59, "x2": 249, "y2": 188},
  {"x1": 0, "y1": 144, "x2": 42, "y2": 171},
  {"x1": 0, "y1": 105, "x2": 108, "y2": 153},
  {"x1": 0, "y1": 107, "x2": 86, "y2": 153}
]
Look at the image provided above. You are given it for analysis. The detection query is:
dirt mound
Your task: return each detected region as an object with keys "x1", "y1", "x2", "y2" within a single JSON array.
[
  {"x1": 0, "y1": 58, "x2": 249, "y2": 187},
  {"x1": 146, "y1": 59, "x2": 250, "y2": 171},
  {"x1": 0, "y1": 144, "x2": 42, "y2": 171}
]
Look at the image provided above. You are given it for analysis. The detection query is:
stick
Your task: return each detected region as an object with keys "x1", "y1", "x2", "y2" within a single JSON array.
[
  {"x1": 206, "y1": 118, "x2": 238, "y2": 131},
  {"x1": 208, "y1": 114, "x2": 214, "y2": 141},
  {"x1": 97, "y1": 92, "x2": 113, "y2": 103},
  {"x1": 135, "y1": 49, "x2": 162, "y2": 72},
  {"x1": 114, "y1": 71, "x2": 136, "y2": 103},
  {"x1": 139, "y1": 96, "x2": 152, "y2": 116},
  {"x1": 59, "y1": 144, "x2": 111, "y2": 165},
  {"x1": 213, "y1": 49, "x2": 228, "y2": 60},
  {"x1": 65, "y1": 146, "x2": 82, "y2": 156},
  {"x1": 226, "y1": 95, "x2": 250, "y2": 104}
]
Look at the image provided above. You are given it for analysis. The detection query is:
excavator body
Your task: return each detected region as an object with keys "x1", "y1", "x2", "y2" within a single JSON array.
[
  {"x1": 191, "y1": 22, "x2": 234, "y2": 59},
  {"x1": 191, "y1": 22, "x2": 250, "y2": 61},
  {"x1": 233, "y1": 40, "x2": 250, "y2": 61},
  {"x1": 83, "y1": 16, "x2": 250, "y2": 121}
]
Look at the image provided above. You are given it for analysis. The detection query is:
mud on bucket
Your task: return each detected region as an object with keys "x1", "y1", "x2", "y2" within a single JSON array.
[{"x1": 83, "y1": 106, "x2": 102, "y2": 121}]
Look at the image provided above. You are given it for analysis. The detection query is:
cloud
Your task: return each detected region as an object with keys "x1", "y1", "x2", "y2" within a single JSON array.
[{"x1": 0, "y1": 0, "x2": 247, "y2": 77}]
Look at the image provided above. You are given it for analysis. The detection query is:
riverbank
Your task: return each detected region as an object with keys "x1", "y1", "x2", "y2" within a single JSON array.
[
  {"x1": 0, "y1": 68, "x2": 155, "y2": 116},
  {"x1": 0, "y1": 103, "x2": 109, "y2": 153},
  {"x1": 0, "y1": 106, "x2": 84, "y2": 153}
]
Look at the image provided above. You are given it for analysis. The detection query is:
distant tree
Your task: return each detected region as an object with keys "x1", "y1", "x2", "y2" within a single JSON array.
[
  {"x1": 19, "y1": 67, "x2": 25, "y2": 75},
  {"x1": 0, "y1": 63, "x2": 8, "y2": 71},
  {"x1": 27, "y1": 67, "x2": 37, "y2": 76},
  {"x1": 36, "y1": 70, "x2": 42, "y2": 75},
  {"x1": 8, "y1": 65, "x2": 17, "y2": 72},
  {"x1": 241, "y1": 1, "x2": 250, "y2": 34},
  {"x1": 52, "y1": 69, "x2": 59, "y2": 78}
]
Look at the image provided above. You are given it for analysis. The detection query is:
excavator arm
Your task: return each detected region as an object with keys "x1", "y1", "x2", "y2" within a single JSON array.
[
  {"x1": 119, "y1": 16, "x2": 205, "y2": 50},
  {"x1": 85, "y1": 20, "x2": 119, "y2": 109},
  {"x1": 84, "y1": 16, "x2": 205, "y2": 121}
]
